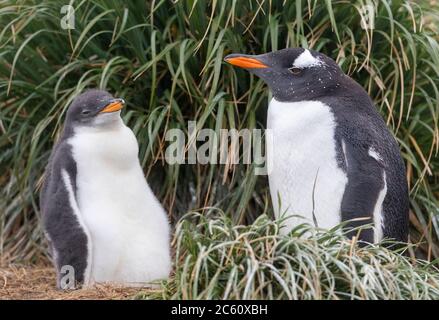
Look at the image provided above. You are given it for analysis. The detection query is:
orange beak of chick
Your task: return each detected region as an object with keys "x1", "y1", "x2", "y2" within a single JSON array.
[{"x1": 99, "y1": 98, "x2": 125, "y2": 113}]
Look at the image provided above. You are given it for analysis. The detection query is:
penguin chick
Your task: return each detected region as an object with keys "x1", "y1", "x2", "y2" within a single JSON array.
[
  {"x1": 40, "y1": 90, "x2": 171, "y2": 288},
  {"x1": 225, "y1": 48, "x2": 409, "y2": 244}
]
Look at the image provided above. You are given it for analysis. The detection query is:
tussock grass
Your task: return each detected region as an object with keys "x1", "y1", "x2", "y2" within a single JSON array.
[
  {"x1": 0, "y1": 0, "x2": 438, "y2": 267},
  {"x1": 160, "y1": 212, "x2": 439, "y2": 300}
]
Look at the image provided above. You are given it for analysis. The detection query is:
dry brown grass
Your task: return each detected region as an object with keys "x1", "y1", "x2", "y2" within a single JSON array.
[{"x1": 0, "y1": 264, "x2": 153, "y2": 300}]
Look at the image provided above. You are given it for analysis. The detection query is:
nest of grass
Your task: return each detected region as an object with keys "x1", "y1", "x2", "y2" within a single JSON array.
[
  {"x1": 163, "y1": 211, "x2": 439, "y2": 300},
  {"x1": 0, "y1": 264, "x2": 155, "y2": 300}
]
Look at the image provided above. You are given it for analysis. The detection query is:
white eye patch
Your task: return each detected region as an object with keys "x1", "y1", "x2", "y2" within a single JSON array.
[{"x1": 293, "y1": 49, "x2": 324, "y2": 68}]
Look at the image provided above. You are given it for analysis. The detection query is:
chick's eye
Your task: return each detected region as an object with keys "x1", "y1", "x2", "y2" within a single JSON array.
[
  {"x1": 82, "y1": 110, "x2": 91, "y2": 115},
  {"x1": 289, "y1": 67, "x2": 302, "y2": 75}
]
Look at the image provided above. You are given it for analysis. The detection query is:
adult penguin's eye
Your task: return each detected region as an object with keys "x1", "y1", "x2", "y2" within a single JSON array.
[{"x1": 289, "y1": 67, "x2": 302, "y2": 75}]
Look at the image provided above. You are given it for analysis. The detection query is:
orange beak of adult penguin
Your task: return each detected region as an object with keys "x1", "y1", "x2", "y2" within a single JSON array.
[
  {"x1": 99, "y1": 98, "x2": 125, "y2": 113},
  {"x1": 224, "y1": 54, "x2": 268, "y2": 69}
]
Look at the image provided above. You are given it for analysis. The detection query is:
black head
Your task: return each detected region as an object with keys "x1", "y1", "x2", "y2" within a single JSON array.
[
  {"x1": 224, "y1": 48, "x2": 345, "y2": 102},
  {"x1": 65, "y1": 89, "x2": 125, "y2": 128}
]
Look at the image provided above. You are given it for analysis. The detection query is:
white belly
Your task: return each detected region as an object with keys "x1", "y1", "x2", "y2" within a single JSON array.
[
  {"x1": 69, "y1": 124, "x2": 171, "y2": 286},
  {"x1": 267, "y1": 99, "x2": 348, "y2": 234}
]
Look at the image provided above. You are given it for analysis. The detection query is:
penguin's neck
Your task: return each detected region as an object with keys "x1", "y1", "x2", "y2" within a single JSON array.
[
  {"x1": 69, "y1": 118, "x2": 140, "y2": 170},
  {"x1": 267, "y1": 98, "x2": 334, "y2": 131},
  {"x1": 77, "y1": 115, "x2": 124, "y2": 133}
]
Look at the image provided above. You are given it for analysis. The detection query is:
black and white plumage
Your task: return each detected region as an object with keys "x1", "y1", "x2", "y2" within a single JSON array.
[
  {"x1": 225, "y1": 48, "x2": 409, "y2": 243},
  {"x1": 40, "y1": 90, "x2": 171, "y2": 288}
]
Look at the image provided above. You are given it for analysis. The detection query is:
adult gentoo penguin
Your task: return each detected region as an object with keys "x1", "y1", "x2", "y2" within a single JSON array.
[
  {"x1": 225, "y1": 48, "x2": 409, "y2": 243},
  {"x1": 40, "y1": 90, "x2": 171, "y2": 288}
]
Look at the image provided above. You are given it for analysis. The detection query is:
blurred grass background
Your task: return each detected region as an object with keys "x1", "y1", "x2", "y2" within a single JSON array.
[{"x1": 0, "y1": 0, "x2": 438, "y2": 267}]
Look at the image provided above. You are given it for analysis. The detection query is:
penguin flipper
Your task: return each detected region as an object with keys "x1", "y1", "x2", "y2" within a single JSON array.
[
  {"x1": 340, "y1": 141, "x2": 385, "y2": 244},
  {"x1": 40, "y1": 143, "x2": 92, "y2": 289}
]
